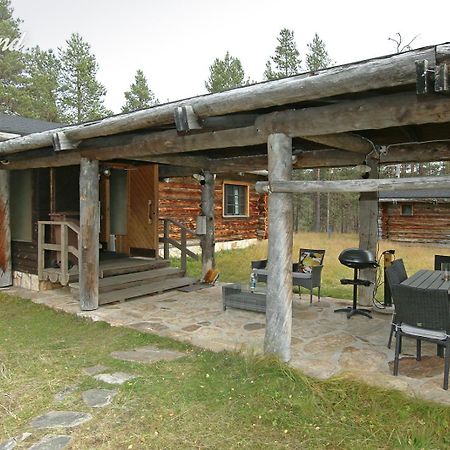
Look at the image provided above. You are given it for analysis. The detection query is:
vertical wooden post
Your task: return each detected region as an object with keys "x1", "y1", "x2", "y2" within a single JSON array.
[
  {"x1": 163, "y1": 219, "x2": 170, "y2": 260},
  {"x1": 264, "y1": 133, "x2": 293, "y2": 362},
  {"x1": 0, "y1": 170, "x2": 12, "y2": 287},
  {"x1": 180, "y1": 228, "x2": 187, "y2": 274},
  {"x1": 201, "y1": 171, "x2": 215, "y2": 276},
  {"x1": 79, "y1": 158, "x2": 99, "y2": 311},
  {"x1": 60, "y1": 224, "x2": 69, "y2": 286},
  {"x1": 358, "y1": 158, "x2": 379, "y2": 306}
]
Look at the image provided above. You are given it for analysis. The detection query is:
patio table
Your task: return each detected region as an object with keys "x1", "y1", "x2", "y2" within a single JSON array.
[
  {"x1": 222, "y1": 283, "x2": 267, "y2": 313},
  {"x1": 401, "y1": 269, "x2": 450, "y2": 292}
]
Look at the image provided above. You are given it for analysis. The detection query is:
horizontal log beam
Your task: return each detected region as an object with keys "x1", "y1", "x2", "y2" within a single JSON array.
[
  {"x1": 0, "y1": 45, "x2": 442, "y2": 155},
  {"x1": 5, "y1": 138, "x2": 450, "y2": 171},
  {"x1": 255, "y1": 92, "x2": 450, "y2": 136},
  {"x1": 255, "y1": 176, "x2": 450, "y2": 194},
  {"x1": 302, "y1": 133, "x2": 373, "y2": 154},
  {"x1": 382, "y1": 141, "x2": 450, "y2": 164}
]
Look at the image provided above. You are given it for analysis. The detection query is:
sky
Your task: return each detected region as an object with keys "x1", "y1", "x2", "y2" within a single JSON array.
[{"x1": 11, "y1": 0, "x2": 450, "y2": 113}]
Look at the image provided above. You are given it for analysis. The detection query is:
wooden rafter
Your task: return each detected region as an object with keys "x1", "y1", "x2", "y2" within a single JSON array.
[{"x1": 255, "y1": 176, "x2": 450, "y2": 194}]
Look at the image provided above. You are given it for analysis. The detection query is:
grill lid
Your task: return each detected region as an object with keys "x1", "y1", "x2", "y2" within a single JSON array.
[{"x1": 339, "y1": 248, "x2": 378, "y2": 269}]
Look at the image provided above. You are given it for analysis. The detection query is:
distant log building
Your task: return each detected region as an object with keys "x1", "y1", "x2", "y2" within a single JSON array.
[
  {"x1": 379, "y1": 189, "x2": 450, "y2": 245},
  {"x1": 159, "y1": 177, "x2": 267, "y2": 245}
]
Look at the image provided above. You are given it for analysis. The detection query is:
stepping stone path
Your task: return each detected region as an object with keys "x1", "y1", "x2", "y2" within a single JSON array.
[
  {"x1": 82, "y1": 389, "x2": 117, "y2": 408},
  {"x1": 110, "y1": 345, "x2": 185, "y2": 364},
  {"x1": 94, "y1": 372, "x2": 138, "y2": 385},
  {"x1": 4, "y1": 348, "x2": 183, "y2": 449},
  {"x1": 30, "y1": 411, "x2": 92, "y2": 429},
  {"x1": 29, "y1": 435, "x2": 71, "y2": 450}
]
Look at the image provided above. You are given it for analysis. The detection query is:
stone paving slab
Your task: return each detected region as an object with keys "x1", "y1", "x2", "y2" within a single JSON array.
[
  {"x1": 0, "y1": 439, "x2": 16, "y2": 450},
  {"x1": 29, "y1": 435, "x2": 71, "y2": 450},
  {"x1": 30, "y1": 411, "x2": 92, "y2": 429},
  {"x1": 110, "y1": 345, "x2": 185, "y2": 364},
  {"x1": 93, "y1": 372, "x2": 138, "y2": 385},
  {"x1": 82, "y1": 388, "x2": 117, "y2": 407}
]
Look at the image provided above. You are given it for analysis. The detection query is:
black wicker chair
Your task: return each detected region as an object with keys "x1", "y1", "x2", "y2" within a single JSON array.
[
  {"x1": 434, "y1": 254, "x2": 450, "y2": 271},
  {"x1": 251, "y1": 249, "x2": 325, "y2": 304},
  {"x1": 385, "y1": 259, "x2": 408, "y2": 349},
  {"x1": 391, "y1": 284, "x2": 450, "y2": 390}
]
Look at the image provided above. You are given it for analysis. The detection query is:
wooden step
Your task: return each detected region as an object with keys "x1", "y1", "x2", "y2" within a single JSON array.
[
  {"x1": 70, "y1": 267, "x2": 185, "y2": 294},
  {"x1": 98, "y1": 277, "x2": 195, "y2": 305},
  {"x1": 99, "y1": 258, "x2": 169, "y2": 278}
]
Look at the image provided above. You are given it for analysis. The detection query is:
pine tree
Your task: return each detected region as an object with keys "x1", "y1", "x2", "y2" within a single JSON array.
[
  {"x1": 304, "y1": 34, "x2": 333, "y2": 231},
  {"x1": 0, "y1": 0, "x2": 25, "y2": 113},
  {"x1": 58, "y1": 33, "x2": 110, "y2": 124},
  {"x1": 205, "y1": 51, "x2": 248, "y2": 93},
  {"x1": 306, "y1": 33, "x2": 332, "y2": 71},
  {"x1": 264, "y1": 28, "x2": 301, "y2": 80},
  {"x1": 19, "y1": 46, "x2": 61, "y2": 121},
  {"x1": 122, "y1": 69, "x2": 158, "y2": 113}
]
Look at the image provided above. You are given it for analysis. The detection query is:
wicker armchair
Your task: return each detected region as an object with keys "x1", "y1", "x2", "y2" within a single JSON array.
[
  {"x1": 391, "y1": 284, "x2": 450, "y2": 390},
  {"x1": 251, "y1": 248, "x2": 325, "y2": 304},
  {"x1": 385, "y1": 259, "x2": 408, "y2": 349}
]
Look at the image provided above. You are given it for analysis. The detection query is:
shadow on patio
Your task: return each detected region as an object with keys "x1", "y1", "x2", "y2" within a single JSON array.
[{"x1": 7, "y1": 284, "x2": 450, "y2": 406}]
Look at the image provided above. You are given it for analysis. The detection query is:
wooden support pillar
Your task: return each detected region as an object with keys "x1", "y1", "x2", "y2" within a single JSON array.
[
  {"x1": 0, "y1": 170, "x2": 12, "y2": 287},
  {"x1": 79, "y1": 158, "x2": 99, "y2": 311},
  {"x1": 200, "y1": 171, "x2": 215, "y2": 276},
  {"x1": 264, "y1": 133, "x2": 293, "y2": 362},
  {"x1": 358, "y1": 158, "x2": 379, "y2": 306}
]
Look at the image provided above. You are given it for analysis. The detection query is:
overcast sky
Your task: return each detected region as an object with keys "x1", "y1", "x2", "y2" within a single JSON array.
[{"x1": 11, "y1": 0, "x2": 450, "y2": 113}]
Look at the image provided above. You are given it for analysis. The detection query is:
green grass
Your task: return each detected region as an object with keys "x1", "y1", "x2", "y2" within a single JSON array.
[
  {"x1": 181, "y1": 232, "x2": 449, "y2": 300},
  {"x1": 1, "y1": 294, "x2": 450, "y2": 449}
]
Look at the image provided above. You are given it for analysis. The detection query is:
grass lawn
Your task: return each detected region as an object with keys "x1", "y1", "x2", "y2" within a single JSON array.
[
  {"x1": 183, "y1": 232, "x2": 449, "y2": 300},
  {"x1": 1, "y1": 294, "x2": 450, "y2": 449}
]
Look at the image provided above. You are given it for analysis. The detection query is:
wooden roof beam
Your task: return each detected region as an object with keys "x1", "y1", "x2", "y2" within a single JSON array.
[
  {"x1": 256, "y1": 175, "x2": 450, "y2": 194},
  {"x1": 300, "y1": 133, "x2": 373, "y2": 154},
  {"x1": 0, "y1": 44, "x2": 446, "y2": 155}
]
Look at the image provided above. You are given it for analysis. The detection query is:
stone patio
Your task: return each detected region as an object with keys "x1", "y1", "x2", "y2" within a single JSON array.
[{"x1": 5, "y1": 284, "x2": 450, "y2": 405}]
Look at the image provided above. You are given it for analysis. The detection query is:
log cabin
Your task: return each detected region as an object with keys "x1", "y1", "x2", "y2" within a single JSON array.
[
  {"x1": 379, "y1": 188, "x2": 450, "y2": 245},
  {"x1": 0, "y1": 114, "x2": 267, "y2": 291},
  {"x1": 1, "y1": 43, "x2": 450, "y2": 361}
]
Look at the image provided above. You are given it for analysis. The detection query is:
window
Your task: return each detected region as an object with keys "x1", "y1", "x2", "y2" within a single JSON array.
[
  {"x1": 401, "y1": 204, "x2": 413, "y2": 216},
  {"x1": 223, "y1": 183, "x2": 249, "y2": 217}
]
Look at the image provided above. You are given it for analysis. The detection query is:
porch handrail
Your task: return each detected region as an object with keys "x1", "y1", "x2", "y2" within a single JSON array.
[
  {"x1": 38, "y1": 220, "x2": 80, "y2": 286},
  {"x1": 159, "y1": 218, "x2": 199, "y2": 273}
]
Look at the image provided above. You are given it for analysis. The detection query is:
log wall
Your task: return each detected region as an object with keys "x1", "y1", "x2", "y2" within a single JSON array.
[
  {"x1": 380, "y1": 201, "x2": 450, "y2": 245},
  {"x1": 159, "y1": 177, "x2": 267, "y2": 242}
]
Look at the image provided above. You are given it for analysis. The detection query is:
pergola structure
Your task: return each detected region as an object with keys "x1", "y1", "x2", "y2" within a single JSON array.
[{"x1": 1, "y1": 43, "x2": 450, "y2": 361}]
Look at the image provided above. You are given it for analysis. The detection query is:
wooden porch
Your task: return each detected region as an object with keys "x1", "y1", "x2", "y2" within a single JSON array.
[
  {"x1": 37, "y1": 219, "x2": 196, "y2": 305},
  {"x1": 1, "y1": 43, "x2": 450, "y2": 362}
]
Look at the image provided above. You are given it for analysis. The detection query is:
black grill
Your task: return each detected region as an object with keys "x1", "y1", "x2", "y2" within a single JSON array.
[
  {"x1": 335, "y1": 248, "x2": 379, "y2": 319},
  {"x1": 338, "y1": 248, "x2": 378, "y2": 269}
]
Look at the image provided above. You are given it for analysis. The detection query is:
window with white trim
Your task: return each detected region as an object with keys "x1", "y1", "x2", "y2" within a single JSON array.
[{"x1": 223, "y1": 183, "x2": 249, "y2": 217}]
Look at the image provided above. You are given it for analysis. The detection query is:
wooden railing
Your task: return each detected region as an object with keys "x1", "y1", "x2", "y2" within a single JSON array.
[
  {"x1": 159, "y1": 218, "x2": 199, "y2": 273},
  {"x1": 37, "y1": 220, "x2": 80, "y2": 286}
]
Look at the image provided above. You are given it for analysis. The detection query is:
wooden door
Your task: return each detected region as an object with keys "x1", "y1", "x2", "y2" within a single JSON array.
[{"x1": 127, "y1": 164, "x2": 159, "y2": 257}]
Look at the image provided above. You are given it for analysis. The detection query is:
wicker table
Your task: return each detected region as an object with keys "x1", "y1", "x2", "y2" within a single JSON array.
[
  {"x1": 222, "y1": 284, "x2": 267, "y2": 313},
  {"x1": 402, "y1": 270, "x2": 450, "y2": 292}
]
